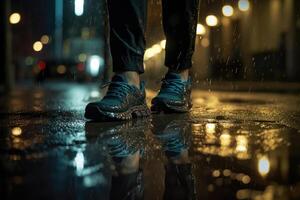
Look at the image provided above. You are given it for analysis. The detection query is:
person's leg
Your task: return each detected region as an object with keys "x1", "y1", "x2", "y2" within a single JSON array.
[
  {"x1": 107, "y1": 0, "x2": 147, "y2": 87},
  {"x1": 151, "y1": 0, "x2": 199, "y2": 113},
  {"x1": 162, "y1": 0, "x2": 199, "y2": 80},
  {"x1": 85, "y1": 0, "x2": 149, "y2": 121}
]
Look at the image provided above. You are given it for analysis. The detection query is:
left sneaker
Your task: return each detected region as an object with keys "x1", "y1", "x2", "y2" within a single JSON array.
[{"x1": 151, "y1": 73, "x2": 192, "y2": 113}]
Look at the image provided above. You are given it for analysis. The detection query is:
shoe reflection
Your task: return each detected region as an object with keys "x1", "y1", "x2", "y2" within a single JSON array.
[{"x1": 85, "y1": 114, "x2": 196, "y2": 200}]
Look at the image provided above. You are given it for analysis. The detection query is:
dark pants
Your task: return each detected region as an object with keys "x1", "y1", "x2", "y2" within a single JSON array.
[{"x1": 107, "y1": 0, "x2": 200, "y2": 74}]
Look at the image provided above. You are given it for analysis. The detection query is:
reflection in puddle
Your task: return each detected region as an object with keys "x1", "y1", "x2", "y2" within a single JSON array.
[
  {"x1": 83, "y1": 115, "x2": 299, "y2": 199},
  {"x1": 74, "y1": 151, "x2": 85, "y2": 174},
  {"x1": 258, "y1": 155, "x2": 270, "y2": 177},
  {"x1": 1, "y1": 114, "x2": 299, "y2": 199},
  {"x1": 11, "y1": 127, "x2": 22, "y2": 136}
]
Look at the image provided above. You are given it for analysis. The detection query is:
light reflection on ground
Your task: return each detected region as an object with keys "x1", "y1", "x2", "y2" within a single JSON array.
[{"x1": 0, "y1": 82, "x2": 300, "y2": 199}]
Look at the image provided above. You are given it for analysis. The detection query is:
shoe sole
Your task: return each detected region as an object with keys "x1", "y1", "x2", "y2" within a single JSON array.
[
  {"x1": 151, "y1": 100, "x2": 192, "y2": 114},
  {"x1": 85, "y1": 104, "x2": 151, "y2": 121}
]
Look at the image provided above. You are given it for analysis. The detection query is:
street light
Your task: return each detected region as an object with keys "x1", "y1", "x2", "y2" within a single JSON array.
[
  {"x1": 222, "y1": 5, "x2": 234, "y2": 17},
  {"x1": 9, "y1": 13, "x2": 21, "y2": 24},
  {"x1": 206, "y1": 15, "x2": 218, "y2": 27},
  {"x1": 238, "y1": 0, "x2": 250, "y2": 12},
  {"x1": 75, "y1": 0, "x2": 84, "y2": 16}
]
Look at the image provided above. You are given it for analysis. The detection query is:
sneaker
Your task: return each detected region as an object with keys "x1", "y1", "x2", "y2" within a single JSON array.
[
  {"x1": 151, "y1": 73, "x2": 192, "y2": 113},
  {"x1": 85, "y1": 74, "x2": 150, "y2": 121}
]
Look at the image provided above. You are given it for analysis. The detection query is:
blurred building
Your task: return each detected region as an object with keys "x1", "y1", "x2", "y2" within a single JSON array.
[
  {"x1": 2, "y1": 0, "x2": 300, "y2": 85},
  {"x1": 145, "y1": 0, "x2": 300, "y2": 81}
]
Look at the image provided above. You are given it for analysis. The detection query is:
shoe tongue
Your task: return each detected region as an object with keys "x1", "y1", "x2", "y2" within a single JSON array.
[
  {"x1": 165, "y1": 72, "x2": 182, "y2": 80},
  {"x1": 111, "y1": 74, "x2": 128, "y2": 83}
]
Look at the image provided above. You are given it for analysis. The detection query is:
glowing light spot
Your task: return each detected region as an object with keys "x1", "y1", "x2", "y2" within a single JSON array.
[
  {"x1": 220, "y1": 132, "x2": 231, "y2": 147},
  {"x1": 238, "y1": 0, "x2": 250, "y2": 12},
  {"x1": 57, "y1": 65, "x2": 66, "y2": 74},
  {"x1": 11, "y1": 127, "x2": 22, "y2": 136},
  {"x1": 38, "y1": 61, "x2": 46, "y2": 71},
  {"x1": 33, "y1": 41, "x2": 43, "y2": 52},
  {"x1": 78, "y1": 53, "x2": 87, "y2": 62},
  {"x1": 212, "y1": 170, "x2": 221, "y2": 177},
  {"x1": 144, "y1": 44, "x2": 162, "y2": 60},
  {"x1": 90, "y1": 90, "x2": 100, "y2": 98},
  {"x1": 223, "y1": 169, "x2": 231, "y2": 177},
  {"x1": 87, "y1": 55, "x2": 104, "y2": 77},
  {"x1": 40, "y1": 35, "x2": 50, "y2": 44},
  {"x1": 74, "y1": 152, "x2": 85, "y2": 173},
  {"x1": 236, "y1": 135, "x2": 248, "y2": 152},
  {"x1": 222, "y1": 5, "x2": 234, "y2": 17},
  {"x1": 196, "y1": 23, "x2": 206, "y2": 35},
  {"x1": 9, "y1": 13, "x2": 21, "y2": 24},
  {"x1": 206, "y1": 15, "x2": 218, "y2": 27},
  {"x1": 241, "y1": 175, "x2": 251, "y2": 184},
  {"x1": 160, "y1": 40, "x2": 166, "y2": 49},
  {"x1": 258, "y1": 155, "x2": 270, "y2": 176},
  {"x1": 201, "y1": 38, "x2": 210, "y2": 47},
  {"x1": 152, "y1": 44, "x2": 162, "y2": 54},
  {"x1": 75, "y1": 0, "x2": 84, "y2": 16},
  {"x1": 206, "y1": 123, "x2": 216, "y2": 134}
]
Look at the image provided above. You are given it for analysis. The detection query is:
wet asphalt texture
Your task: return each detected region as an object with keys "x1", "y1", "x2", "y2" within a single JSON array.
[{"x1": 1, "y1": 82, "x2": 300, "y2": 200}]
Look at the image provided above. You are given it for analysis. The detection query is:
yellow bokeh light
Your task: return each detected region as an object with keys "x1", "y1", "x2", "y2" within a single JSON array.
[
  {"x1": 160, "y1": 40, "x2": 166, "y2": 49},
  {"x1": 11, "y1": 127, "x2": 22, "y2": 136},
  {"x1": 238, "y1": 0, "x2": 250, "y2": 12},
  {"x1": 9, "y1": 13, "x2": 21, "y2": 24},
  {"x1": 206, "y1": 15, "x2": 218, "y2": 27},
  {"x1": 144, "y1": 44, "x2": 162, "y2": 60},
  {"x1": 205, "y1": 123, "x2": 216, "y2": 134},
  {"x1": 196, "y1": 23, "x2": 206, "y2": 35},
  {"x1": 41, "y1": 35, "x2": 50, "y2": 44},
  {"x1": 222, "y1": 5, "x2": 234, "y2": 17},
  {"x1": 78, "y1": 53, "x2": 87, "y2": 62},
  {"x1": 220, "y1": 132, "x2": 231, "y2": 147},
  {"x1": 57, "y1": 65, "x2": 66, "y2": 74},
  {"x1": 201, "y1": 38, "x2": 210, "y2": 48},
  {"x1": 236, "y1": 135, "x2": 248, "y2": 152},
  {"x1": 33, "y1": 41, "x2": 43, "y2": 52},
  {"x1": 212, "y1": 170, "x2": 221, "y2": 177}
]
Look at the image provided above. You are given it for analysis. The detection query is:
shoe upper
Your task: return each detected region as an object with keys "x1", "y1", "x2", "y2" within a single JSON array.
[
  {"x1": 152, "y1": 72, "x2": 192, "y2": 106},
  {"x1": 86, "y1": 75, "x2": 146, "y2": 113}
]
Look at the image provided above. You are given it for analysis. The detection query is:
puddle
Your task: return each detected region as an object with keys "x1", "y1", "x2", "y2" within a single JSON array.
[{"x1": 1, "y1": 114, "x2": 300, "y2": 199}]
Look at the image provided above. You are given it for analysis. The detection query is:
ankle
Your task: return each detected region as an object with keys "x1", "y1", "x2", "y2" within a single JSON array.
[
  {"x1": 117, "y1": 71, "x2": 140, "y2": 89},
  {"x1": 168, "y1": 69, "x2": 189, "y2": 81}
]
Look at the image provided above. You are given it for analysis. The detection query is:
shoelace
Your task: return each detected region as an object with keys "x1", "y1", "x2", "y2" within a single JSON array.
[
  {"x1": 160, "y1": 79, "x2": 186, "y2": 96},
  {"x1": 102, "y1": 81, "x2": 133, "y2": 99}
]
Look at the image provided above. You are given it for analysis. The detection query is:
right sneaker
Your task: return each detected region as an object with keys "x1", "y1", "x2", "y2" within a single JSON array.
[
  {"x1": 151, "y1": 73, "x2": 192, "y2": 113},
  {"x1": 85, "y1": 74, "x2": 150, "y2": 121}
]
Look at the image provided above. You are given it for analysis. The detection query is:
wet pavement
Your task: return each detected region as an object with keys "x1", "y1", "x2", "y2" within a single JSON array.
[{"x1": 1, "y1": 82, "x2": 300, "y2": 200}]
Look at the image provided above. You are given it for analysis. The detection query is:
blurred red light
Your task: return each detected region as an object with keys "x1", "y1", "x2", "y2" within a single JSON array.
[
  {"x1": 77, "y1": 63, "x2": 85, "y2": 71},
  {"x1": 38, "y1": 61, "x2": 46, "y2": 70}
]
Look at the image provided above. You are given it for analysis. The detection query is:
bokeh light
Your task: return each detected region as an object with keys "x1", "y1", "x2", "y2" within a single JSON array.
[
  {"x1": 238, "y1": 0, "x2": 250, "y2": 12},
  {"x1": 222, "y1": 5, "x2": 234, "y2": 17},
  {"x1": 206, "y1": 15, "x2": 218, "y2": 27},
  {"x1": 9, "y1": 13, "x2": 21, "y2": 24},
  {"x1": 196, "y1": 23, "x2": 206, "y2": 35},
  {"x1": 40, "y1": 35, "x2": 50, "y2": 44},
  {"x1": 33, "y1": 41, "x2": 43, "y2": 52}
]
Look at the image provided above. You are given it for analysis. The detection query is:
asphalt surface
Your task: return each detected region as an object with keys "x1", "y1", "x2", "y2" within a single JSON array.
[{"x1": 1, "y1": 81, "x2": 300, "y2": 200}]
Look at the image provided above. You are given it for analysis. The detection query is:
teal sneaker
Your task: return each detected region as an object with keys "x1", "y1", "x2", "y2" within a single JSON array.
[
  {"x1": 151, "y1": 73, "x2": 192, "y2": 113},
  {"x1": 85, "y1": 75, "x2": 150, "y2": 121}
]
